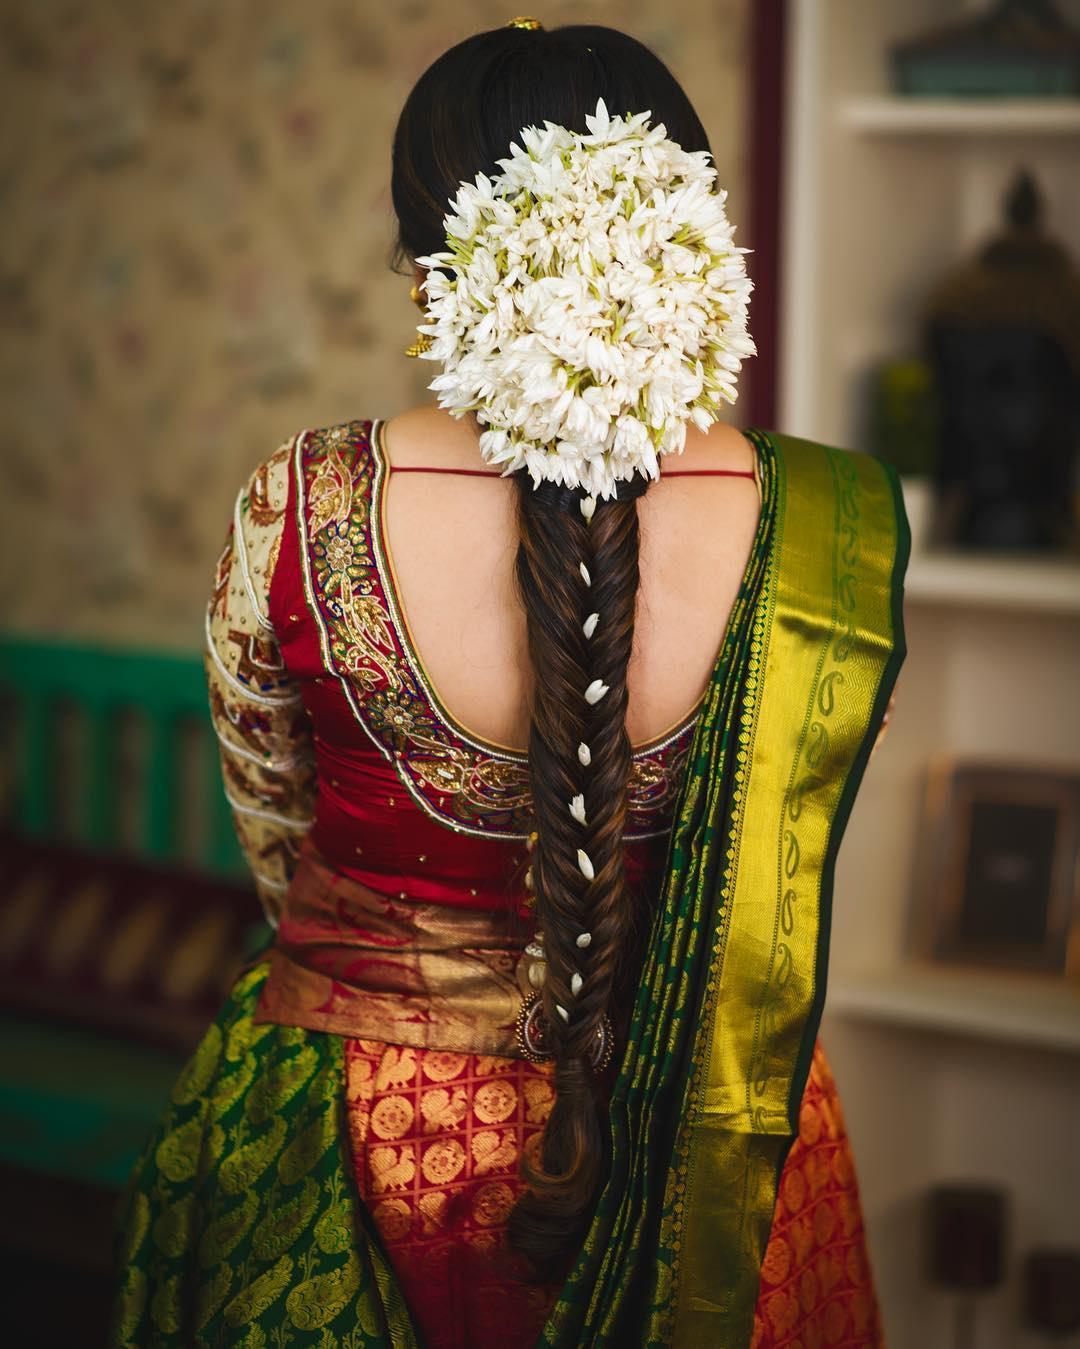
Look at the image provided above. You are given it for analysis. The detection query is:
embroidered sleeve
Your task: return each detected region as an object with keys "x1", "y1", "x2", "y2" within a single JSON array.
[{"x1": 205, "y1": 439, "x2": 316, "y2": 925}]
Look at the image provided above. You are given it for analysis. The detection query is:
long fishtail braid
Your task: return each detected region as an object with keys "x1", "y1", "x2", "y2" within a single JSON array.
[{"x1": 508, "y1": 477, "x2": 648, "y2": 1278}]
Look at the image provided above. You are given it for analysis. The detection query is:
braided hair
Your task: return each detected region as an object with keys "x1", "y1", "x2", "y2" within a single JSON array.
[
  {"x1": 509, "y1": 475, "x2": 650, "y2": 1274},
  {"x1": 390, "y1": 23, "x2": 712, "y2": 1278}
]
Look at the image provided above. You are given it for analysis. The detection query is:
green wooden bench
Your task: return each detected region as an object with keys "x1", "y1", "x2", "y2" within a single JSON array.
[
  {"x1": 0, "y1": 635, "x2": 268, "y2": 1335},
  {"x1": 0, "y1": 635, "x2": 245, "y2": 870}
]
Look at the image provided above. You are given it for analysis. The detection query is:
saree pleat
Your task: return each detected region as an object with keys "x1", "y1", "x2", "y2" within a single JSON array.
[{"x1": 109, "y1": 963, "x2": 420, "y2": 1349}]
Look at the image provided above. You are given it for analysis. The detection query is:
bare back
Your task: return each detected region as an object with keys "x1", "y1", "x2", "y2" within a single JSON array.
[{"x1": 379, "y1": 404, "x2": 761, "y2": 751}]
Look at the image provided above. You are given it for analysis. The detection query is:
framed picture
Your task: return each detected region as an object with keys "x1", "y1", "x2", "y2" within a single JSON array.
[{"x1": 911, "y1": 757, "x2": 1080, "y2": 976}]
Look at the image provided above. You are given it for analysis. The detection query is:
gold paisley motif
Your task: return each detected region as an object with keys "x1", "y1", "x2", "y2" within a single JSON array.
[
  {"x1": 170, "y1": 1022, "x2": 222, "y2": 1106},
  {"x1": 277, "y1": 1101, "x2": 336, "y2": 1187},
  {"x1": 245, "y1": 1043, "x2": 319, "y2": 1126},
  {"x1": 149, "y1": 1272, "x2": 182, "y2": 1335},
  {"x1": 340, "y1": 592, "x2": 397, "y2": 675},
  {"x1": 285, "y1": 1250, "x2": 362, "y2": 1330},
  {"x1": 212, "y1": 1050, "x2": 258, "y2": 1118},
  {"x1": 154, "y1": 1116, "x2": 204, "y2": 1185},
  {"x1": 307, "y1": 444, "x2": 354, "y2": 541},
  {"x1": 218, "y1": 1116, "x2": 288, "y2": 1196},
  {"x1": 221, "y1": 1253, "x2": 295, "y2": 1328},
  {"x1": 113, "y1": 1266, "x2": 148, "y2": 1344},
  {"x1": 151, "y1": 1193, "x2": 196, "y2": 1259},
  {"x1": 203, "y1": 1122, "x2": 227, "y2": 1172},
  {"x1": 357, "y1": 1298, "x2": 387, "y2": 1340},
  {"x1": 197, "y1": 1190, "x2": 259, "y2": 1268},
  {"x1": 314, "y1": 1199, "x2": 355, "y2": 1256},
  {"x1": 223, "y1": 1008, "x2": 275, "y2": 1063},
  {"x1": 251, "y1": 1175, "x2": 321, "y2": 1264},
  {"x1": 472, "y1": 757, "x2": 535, "y2": 799},
  {"x1": 194, "y1": 1261, "x2": 234, "y2": 1330}
]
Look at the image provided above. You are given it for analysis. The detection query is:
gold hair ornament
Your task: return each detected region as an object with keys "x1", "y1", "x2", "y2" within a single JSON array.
[
  {"x1": 405, "y1": 281, "x2": 433, "y2": 358},
  {"x1": 507, "y1": 17, "x2": 543, "y2": 30},
  {"x1": 514, "y1": 992, "x2": 613, "y2": 1070}
]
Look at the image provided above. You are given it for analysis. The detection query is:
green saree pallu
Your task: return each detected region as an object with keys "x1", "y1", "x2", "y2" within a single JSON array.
[{"x1": 109, "y1": 429, "x2": 908, "y2": 1348}]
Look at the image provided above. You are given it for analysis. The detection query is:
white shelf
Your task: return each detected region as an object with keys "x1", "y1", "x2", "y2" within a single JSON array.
[
  {"x1": 904, "y1": 550, "x2": 1080, "y2": 614},
  {"x1": 827, "y1": 963, "x2": 1080, "y2": 1052},
  {"x1": 840, "y1": 96, "x2": 1080, "y2": 136}
]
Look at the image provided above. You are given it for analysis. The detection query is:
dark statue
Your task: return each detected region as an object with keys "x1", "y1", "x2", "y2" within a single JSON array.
[{"x1": 925, "y1": 170, "x2": 1080, "y2": 550}]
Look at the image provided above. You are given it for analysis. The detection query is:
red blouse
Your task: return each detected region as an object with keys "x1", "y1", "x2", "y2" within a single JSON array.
[{"x1": 204, "y1": 417, "x2": 763, "y2": 1048}]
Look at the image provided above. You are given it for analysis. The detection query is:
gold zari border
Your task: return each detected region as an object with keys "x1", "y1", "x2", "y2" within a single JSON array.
[{"x1": 668, "y1": 433, "x2": 907, "y2": 1345}]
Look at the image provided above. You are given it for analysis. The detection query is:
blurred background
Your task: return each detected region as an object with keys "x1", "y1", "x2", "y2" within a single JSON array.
[{"x1": 0, "y1": 2, "x2": 1077, "y2": 1346}]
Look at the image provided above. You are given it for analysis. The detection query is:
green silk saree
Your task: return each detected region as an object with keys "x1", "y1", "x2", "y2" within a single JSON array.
[{"x1": 110, "y1": 429, "x2": 908, "y2": 1348}]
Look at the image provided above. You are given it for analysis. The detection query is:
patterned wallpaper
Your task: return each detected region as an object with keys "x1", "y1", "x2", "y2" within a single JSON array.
[{"x1": 0, "y1": 1, "x2": 750, "y2": 649}]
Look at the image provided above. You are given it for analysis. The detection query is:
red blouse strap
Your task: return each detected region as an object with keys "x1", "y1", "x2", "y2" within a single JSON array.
[
  {"x1": 387, "y1": 465, "x2": 504, "y2": 477},
  {"x1": 657, "y1": 468, "x2": 757, "y2": 479},
  {"x1": 386, "y1": 465, "x2": 756, "y2": 480}
]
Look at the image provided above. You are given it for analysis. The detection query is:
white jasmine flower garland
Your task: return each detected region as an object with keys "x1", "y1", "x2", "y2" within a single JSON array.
[{"x1": 414, "y1": 98, "x2": 756, "y2": 500}]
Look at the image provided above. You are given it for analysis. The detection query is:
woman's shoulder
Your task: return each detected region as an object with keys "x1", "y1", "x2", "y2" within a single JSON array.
[
  {"x1": 379, "y1": 404, "x2": 492, "y2": 471},
  {"x1": 677, "y1": 418, "x2": 760, "y2": 474}
]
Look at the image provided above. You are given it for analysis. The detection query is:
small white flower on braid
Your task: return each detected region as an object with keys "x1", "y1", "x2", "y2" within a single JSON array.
[
  {"x1": 415, "y1": 98, "x2": 755, "y2": 500},
  {"x1": 584, "y1": 679, "x2": 609, "y2": 705}
]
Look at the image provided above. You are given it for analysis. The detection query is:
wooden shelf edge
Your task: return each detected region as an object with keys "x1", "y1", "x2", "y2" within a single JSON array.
[
  {"x1": 840, "y1": 96, "x2": 1080, "y2": 136},
  {"x1": 826, "y1": 964, "x2": 1080, "y2": 1052},
  {"x1": 903, "y1": 552, "x2": 1080, "y2": 614}
]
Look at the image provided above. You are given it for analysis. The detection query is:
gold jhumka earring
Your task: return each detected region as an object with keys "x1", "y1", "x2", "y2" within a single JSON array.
[{"x1": 404, "y1": 282, "x2": 433, "y2": 358}]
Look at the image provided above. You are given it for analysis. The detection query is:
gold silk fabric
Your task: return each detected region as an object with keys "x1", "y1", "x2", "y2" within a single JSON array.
[
  {"x1": 254, "y1": 841, "x2": 536, "y2": 1055},
  {"x1": 669, "y1": 433, "x2": 908, "y2": 1344}
]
